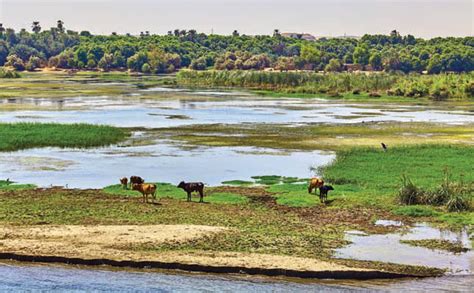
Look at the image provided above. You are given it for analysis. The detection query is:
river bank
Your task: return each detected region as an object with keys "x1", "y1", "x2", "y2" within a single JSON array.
[{"x1": 0, "y1": 186, "x2": 465, "y2": 279}]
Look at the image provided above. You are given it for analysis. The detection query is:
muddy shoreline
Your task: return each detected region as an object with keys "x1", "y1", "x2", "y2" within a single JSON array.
[{"x1": 0, "y1": 252, "x2": 434, "y2": 280}]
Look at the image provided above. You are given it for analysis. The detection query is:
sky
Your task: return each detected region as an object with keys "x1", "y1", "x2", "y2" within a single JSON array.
[{"x1": 0, "y1": 0, "x2": 472, "y2": 38}]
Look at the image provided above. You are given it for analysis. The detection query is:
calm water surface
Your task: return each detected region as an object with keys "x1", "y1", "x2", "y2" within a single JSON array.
[{"x1": 1, "y1": 262, "x2": 473, "y2": 292}]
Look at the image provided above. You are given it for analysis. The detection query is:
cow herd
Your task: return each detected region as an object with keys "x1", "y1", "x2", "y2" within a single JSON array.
[{"x1": 120, "y1": 176, "x2": 334, "y2": 204}]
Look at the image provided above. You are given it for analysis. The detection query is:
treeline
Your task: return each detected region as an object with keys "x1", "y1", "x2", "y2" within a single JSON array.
[
  {"x1": 177, "y1": 71, "x2": 474, "y2": 100},
  {"x1": 0, "y1": 21, "x2": 473, "y2": 74}
]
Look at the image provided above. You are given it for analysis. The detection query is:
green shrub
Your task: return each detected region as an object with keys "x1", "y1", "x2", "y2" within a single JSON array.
[{"x1": 398, "y1": 175, "x2": 423, "y2": 205}]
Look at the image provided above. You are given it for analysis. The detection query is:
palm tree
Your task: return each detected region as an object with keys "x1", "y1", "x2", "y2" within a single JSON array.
[
  {"x1": 57, "y1": 20, "x2": 64, "y2": 33},
  {"x1": 32, "y1": 21, "x2": 41, "y2": 34}
]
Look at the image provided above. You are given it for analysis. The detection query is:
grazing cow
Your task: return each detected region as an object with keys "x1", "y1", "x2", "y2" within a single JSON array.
[
  {"x1": 120, "y1": 177, "x2": 128, "y2": 189},
  {"x1": 318, "y1": 185, "x2": 334, "y2": 203},
  {"x1": 132, "y1": 183, "x2": 157, "y2": 203},
  {"x1": 177, "y1": 181, "x2": 205, "y2": 203},
  {"x1": 308, "y1": 177, "x2": 325, "y2": 194},
  {"x1": 381, "y1": 142, "x2": 388, "y2": 152},
  {"x1": 129, "y1": 176, "x2": 144, "y2": 188}
]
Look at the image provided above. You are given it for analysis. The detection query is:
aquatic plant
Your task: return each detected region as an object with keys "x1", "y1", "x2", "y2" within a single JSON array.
[{"x1": 0, "y1": 123, "x2": 128, "y2": 151}]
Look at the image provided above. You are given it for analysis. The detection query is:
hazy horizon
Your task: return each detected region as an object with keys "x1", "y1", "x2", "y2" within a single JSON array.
[{"x1": 0, "y1": 0, "x2": 472, "y2": 38}]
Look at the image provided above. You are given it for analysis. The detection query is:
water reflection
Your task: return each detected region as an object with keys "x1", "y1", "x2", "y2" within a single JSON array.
[{"x1": 335, "y1": 223, "x2": 473, "y2": 274}]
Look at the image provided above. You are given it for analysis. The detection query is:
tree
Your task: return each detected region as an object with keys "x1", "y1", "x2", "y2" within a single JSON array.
[
  {"x1": 299, "y1": 45, "x2": 321, "y2": 69},
  {"x1": 32, "y1": 21, "x2": 41, "y2": 34},
  {"x1": 5, "y1": 54, "x2": 25, "y2": 71},
  {"x1": 98, "y1": 53, "x2": 113, "y2": 71},
  {"x1": 0, "y1": 41, "x2": 9, "y2": 65},
  {"x1": 190, "y1": 57, "x2": 207, "y2": 70},
  {"x1": 273, "y1": 29, "x2": 281, "y2": 38},
  {"x1": 232, "y1": 30, "x2": 240, "y2": 37},
  {"x1": 369, "y1": 52, "x2": 382, "y2": 70},
  {"x1": 0, "y1": 24, "x2": 5, "y2": 36},
  {"x1": 57, "y1": 20, "x2": 65, "y2": 33},
  {"x1": 127, "y1": 51, "x2": 148, "y2": 71},
  {"x1": 274, "y1": 57, "x2": 296, "y2": 71},
  {"x1": 25, "y1": 56, "x2": 41, "y2": 71},
  {"x1": 353, "y1": 44, "x2": 370, "y2": 65},
  {"x1": 325, "y1": 58, "x2": 342, "y2": 72}
]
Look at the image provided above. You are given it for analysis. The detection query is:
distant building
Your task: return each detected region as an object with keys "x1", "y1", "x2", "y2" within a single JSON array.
[{"x1": 281, "y1": 33, "x2": 317, "y2": 41}]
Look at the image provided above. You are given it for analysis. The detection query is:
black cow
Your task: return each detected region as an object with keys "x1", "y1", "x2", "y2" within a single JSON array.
[
  {"x1": 318, "y1": 185, "x2": 334, "y2": 203},
  {"x1": 177, "y1": 181, "x2": 205, "y2": 203},
  {"x1": 129, "y1": 176, "x2": 144, "y2": 188}
]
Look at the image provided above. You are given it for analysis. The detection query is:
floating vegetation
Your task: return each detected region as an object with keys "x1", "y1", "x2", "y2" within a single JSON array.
[{"x1": 400, "y1": 239, "x2": 470, "y2": 254}]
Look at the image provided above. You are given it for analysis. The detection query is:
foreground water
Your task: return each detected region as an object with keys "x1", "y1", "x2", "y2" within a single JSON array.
[
  {"x1": 1, "y1": 262, "x2": 473, "y2": 292},
  {"x1": 335, "y1": 222, "x2": 474, "y2": 275}
]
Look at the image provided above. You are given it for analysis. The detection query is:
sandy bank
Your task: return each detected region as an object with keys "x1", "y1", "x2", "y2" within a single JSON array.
[{"x1": 0, "y1": 224, "x2": 436, "y2": 279}]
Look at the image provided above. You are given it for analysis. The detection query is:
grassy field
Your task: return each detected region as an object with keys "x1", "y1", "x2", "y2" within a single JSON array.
[{"x1": 0, "y1": 123, "x2": 128, "y2": 151}]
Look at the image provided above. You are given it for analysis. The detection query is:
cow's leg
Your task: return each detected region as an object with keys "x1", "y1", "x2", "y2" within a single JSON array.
[
  {"x1": 199, "y1": 190, "x2": 204, "y2": 203},
  {"x1": 187, "y1": 192, "x2": 191, "y2": 202}
]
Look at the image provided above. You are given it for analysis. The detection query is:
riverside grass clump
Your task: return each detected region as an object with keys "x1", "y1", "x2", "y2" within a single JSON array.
[
  {"x1": 0, "y1": 123, "x2": 128, "y2": 151},
  {"x1": 398, "y1": 170, "x2": 473, "y2": 212},
  {"x1": 177, "y1": 70, "x2": 474, "y2": 100}
]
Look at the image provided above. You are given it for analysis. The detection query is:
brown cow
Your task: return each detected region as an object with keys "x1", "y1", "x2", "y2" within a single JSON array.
[
  {"x1": 119, "y1": 177, "x2": 128, "y2": 189},
  {"x1": 132, "y1": 183, "x2": 157, "y2": 203},
  {"x1": 308, "y1": 177, "x2": 324, "y2": 194}
]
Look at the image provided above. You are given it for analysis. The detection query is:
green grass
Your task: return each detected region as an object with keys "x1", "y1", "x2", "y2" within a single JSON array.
[
  {"x1": 104, "y1": 183, "x2": 249, "y2": 204},
  {"x1": 0, "y1": 123, "x2": 128, "y2": 151},
  {"x1": 393, "y1": 206, "x2": 440, "y2": 217},
  {"x1": 322, "y1": 145, "x2": 474, "y2": 191},
  {"x1": 320, "y1": 145, "x2": 474, "y2": 225},
  {"x1": 103, "y1": 183, "x2": 183, "y2": 200},
  {"x1": 206, "y1": 192, "x2": 249, "y2": 205},
  {"x1": 0, "y1": 180, "x2": 36, "y2": 190},
  {"x1": 221, "y1": 180, "x2": 254, "y2": 186}
]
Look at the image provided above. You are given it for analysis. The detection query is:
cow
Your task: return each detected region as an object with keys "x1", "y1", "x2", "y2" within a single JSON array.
[
  {"x1": 131, "y1": 183, "x2": 157, "y2": 203},
  {"x1": 129, "y1": 176, "x2": 144, "y2": 188},
  {"x1": 318, "y1": 185, "x2": 334, "y2": 203},
  {"x1": 119, "y1": 177, "x2": 128, "y2": 189},
  {"x1": 177, "y1": 181, "x2": 205, "y2": 203},
  {"x1": 308, "y1": 177, "x2": 324, "y2": 194}
]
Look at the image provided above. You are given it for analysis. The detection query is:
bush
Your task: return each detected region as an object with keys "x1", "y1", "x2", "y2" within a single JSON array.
[
  {"x1": 398, "y1": 175, "x2": 422, "y2": 205},
  {"x1": 398, "y1": 170, "x2": 472, "y2": 212},
  {"x1": 0, "y1": 67, "x2": 20, "y2": 78}
]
